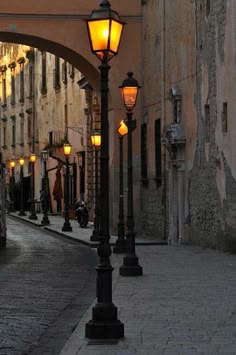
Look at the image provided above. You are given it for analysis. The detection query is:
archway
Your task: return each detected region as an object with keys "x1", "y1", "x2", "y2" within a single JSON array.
[{"x1": 0, "y1": 1, "x2": 142, "y2": 232}]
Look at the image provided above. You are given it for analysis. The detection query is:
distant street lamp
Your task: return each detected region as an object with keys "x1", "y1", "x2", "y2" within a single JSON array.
[
  {"x1": 119, "y1": 72, "x2": 143, "y2": 276},
  {"x1": 85, "y1": 0, "x2": 125, "y2": 339},
  {"x1": 18, "y1": 157, "x2": 26, "y2": 216},
  {"x1": 41, "y1": 150, "x2": 50, "y2": 226},
  {"x1": 113, "y1": 120, "x2": 128, "y2": 253},
  {"x1": 9, "y1": 160, "x2": 16, "y2": 212},
  {"x1": 90, "y1": 130, "x2": 101, "y2": 241},
  {"x1": 29, "y1": 153, "x2": 37, "y2": 220},
  {"x1": 62, "y1": 142, "x2": 72, "y2": 232}
]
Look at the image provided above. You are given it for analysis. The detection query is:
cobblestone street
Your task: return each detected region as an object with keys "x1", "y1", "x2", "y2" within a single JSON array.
[{"x1": 0, "y1": 218, "x2": 97, "y2": 355}]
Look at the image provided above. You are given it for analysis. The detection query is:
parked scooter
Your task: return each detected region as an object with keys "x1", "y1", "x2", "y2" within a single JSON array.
[{"x1": 74, "y1": 201, "x2": 89, "y2": 228}]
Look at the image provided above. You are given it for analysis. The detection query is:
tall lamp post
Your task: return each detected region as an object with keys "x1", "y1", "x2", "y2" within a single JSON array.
[
  {"x1": 119, "y1": 72, "x2": 143, "y2": 276},
  {"x1": 85, "y1": 0, "x2": 125, "y2": 339},
  {"x1": 19, "y1": 157, "x2": 26, "y2": 216},
  {"x1": 29, "y1": 153, "x2": 37, "y2": 220},
  {"x1": 90, "y1": 130, "x2": 101, "y2": 242},
  {"x1": 113, "y1": 120, "x2": 128, "y2": 253},
  {"x1": 62, "y1": 142, "x2": 72, "y2": 232},
  {"x1": 41, "y1": 150, "x2": 50, "y2": 226},
  {"x1": 9, "y1": 160, "x2": 16, "y2": 212}
]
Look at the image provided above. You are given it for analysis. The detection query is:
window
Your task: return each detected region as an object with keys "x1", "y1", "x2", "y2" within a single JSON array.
[
  {"x1": 62, "y1": 61, "x2": 67, "y2": 85},
  {"x1": 41, "y1": 51, "x2": 47, "y2": 94},
  {"x1": 26, "y1": 50, "x2": 34, "y2": 99},
  {"x1": 205, "y1": 104, "x2": 210, "y2": 142},
  {"x1": 68, "y1": 64, "x2": 75, "y2": 79},
  {"x1": 53, "y1": 56, "x2": 60, "y2": 90},
  {"x1": 141, "y1": 123, "x2": 148, "y2": 181},
  {"x1": 9, "y1": 63, "x2": 16, "y2": 105},
  {"x1": 3, "y1": 126, "x2": 6, "y2": 147},
  {"x1": 18, "y1": 58, "x2": 25, "y2": 102},
  {"x1": 12, "y1": 121, "x2": 16, "y2": 147},
  {"x1": 222, "y1": 102, "x2": 228, "y2": 133},
  {"x1": 64, "y1": 104, "x2": 68, "y2": 129},
  {"x1": 0, "y1": 66, "x2": 7, "y2": 107},
  {"x1": 29, "y1": 65, "x2": 33, "y2": 99},
  {"x1": 155, "y1": 119, "x2": 161, "y2": 185},
  {"x1": 27, "y1": 116, "x2": 32, "y2": 144},
  {"x1": 206, "y1": 0, "x2": 210, "y2": 17},
  {"x1": 19, "y1": 113, "x2": 24, "y2": 146}
]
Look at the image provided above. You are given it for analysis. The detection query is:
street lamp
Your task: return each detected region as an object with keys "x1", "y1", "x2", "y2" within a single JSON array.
[
  {"x1": 119, "y1": 72, "x2": 143, "y2": 276},
  {"x1": 62, "y1": 142, "x2": 72, "y2": 232},
  {"x1": 85, "y1": 0, "x2": 125, "y2": 339},
  {"x1": 90, "y1": 130, "x2": 101, "y2": 242},
  {"x1": 41, "y1": 150, "x2": 50, "y2": 226},
  {"x1": 18, "y1": 157, "x2": 26, "y2": 216},
  {"x1": 9, "y1": 160, "x2": 16, "y2": 212},
  {"x1": 29, "y1": 153, "x2": 37, "y2": 220},
  {"x1": 113, "y1": 120, "x2": 128, "y2": 253}
]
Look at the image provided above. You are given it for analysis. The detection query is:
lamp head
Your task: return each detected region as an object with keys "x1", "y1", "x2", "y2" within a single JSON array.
[
  {"x1": 63, "y1": 142, "x2": 72, "y2": 157},
  {"x1": 91, "y1": 130, "x2": 101, "y2": 148},
  {"x1": 29, "y1": 153, "x2": 37, "y2": 163},
  {"x1": 86, "y1": 0, "x2": 125, "y2": 62},
  {"x1": 41, "y1": 150, "x2": 49, "y2": 161},
  {"x1": 119, "y1": 72, "x2": 141, "y2": 111},
  {"x1": 117, "y1": 119, "x2": 128, "y2": 137},
  {"x1": 10, "y1": 160, "x2": 16, "y2": 168},
  {"x1": 19, "y1": 157, "x2": 25, "y2": 166}
]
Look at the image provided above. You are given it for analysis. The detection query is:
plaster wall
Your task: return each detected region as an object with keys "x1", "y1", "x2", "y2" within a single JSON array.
[{"x1": 140, "y1": 0, "x2": 196, "y2": 238}]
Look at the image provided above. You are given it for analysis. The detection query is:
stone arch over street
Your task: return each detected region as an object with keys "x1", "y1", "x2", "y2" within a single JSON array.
[{"x1": 0, "y1": 31, "x2": 100, "y2": 93}]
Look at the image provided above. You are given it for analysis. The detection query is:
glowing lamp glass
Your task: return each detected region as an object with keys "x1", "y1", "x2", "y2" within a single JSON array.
[
  {"x1": 29, "y1": 153, "x2": 37, "y2": 163},
  {"x1": 117, "y1": 120, "x2": 128, "y2": 136},
  {"x1": 10, "y1": 160, "x2": 16, "y2": 168},
  {"x1": 63, "y1": 143, "x2": 72, "y2": 157},
  {"x1": 122, "y1": 87, "x2": 138, "y2": 111},
  {"x1": 19, "y1": 158, "x2": 25, "y2": 166},
  {"x1": 86, "y1": 0, "x2": 125, "y2": 63},
  {"x1": 91, "y1": 133, "x2": 101, "y2": 148}
]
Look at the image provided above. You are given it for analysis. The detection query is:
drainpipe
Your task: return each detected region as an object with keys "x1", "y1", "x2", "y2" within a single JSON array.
[{"x1": 161, "y1": 0, "x2": 167, "y2": 239}]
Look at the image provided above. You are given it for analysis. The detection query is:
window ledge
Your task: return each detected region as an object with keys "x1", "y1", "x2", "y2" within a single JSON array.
[
  {"x1": 154, "y1": 177, "x2": 162, "y2": 187},
  {"x1": 140, "y1": 178, "x2": 149, "y2": 185}
]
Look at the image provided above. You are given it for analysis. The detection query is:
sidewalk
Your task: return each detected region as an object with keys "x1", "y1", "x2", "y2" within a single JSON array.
[
  {"x1": 8, "y1": 211, "x2": 166, "y2": 248},
  {"x1": 9, "y1": 212, "x2": 236, "y2": 354}
]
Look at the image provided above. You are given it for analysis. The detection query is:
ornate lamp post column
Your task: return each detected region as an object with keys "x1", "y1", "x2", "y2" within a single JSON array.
[
  {"x1": 90, "y1": 130, "x2": 101, "y2": 242},
  {"x1": 9, "y1": 160, "x2": 16, "y2": 212},
  {"x1": 29, "y1": 153, "x2": 37, "y2": 220},
  {"x1": 119, "y1": 72, "x2": 143, "y2": 276},
  {"x1": 85, "y1": 0, "x2": 125, "y2": 339},
  {"x1": 62, "y1": 142, "x2": 72, "y2": 232},
  {"x1": 19, "y1": 157, "x2": 26, "y2": 216},
  {"x1": 113, "y1": 120, "x2": 128, "y2": 253},
  {"x1": 41, "y1": 150, "x2": 50, "y2": 226}
]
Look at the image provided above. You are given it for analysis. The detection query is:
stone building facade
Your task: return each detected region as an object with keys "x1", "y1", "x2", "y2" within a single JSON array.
[
  {"x1": 141, "y1": 0, "x2": 236, "y2": 250},
  {"x1": 0, "y1": 43, "x2": 98, "y2": 216}
]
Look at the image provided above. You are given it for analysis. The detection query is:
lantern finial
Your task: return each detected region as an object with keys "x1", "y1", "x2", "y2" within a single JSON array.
[{"x1": 100, "y1": 0, "x2": 110, "y2": 8}]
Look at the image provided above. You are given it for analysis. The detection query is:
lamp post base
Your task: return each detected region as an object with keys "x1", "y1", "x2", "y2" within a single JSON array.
[
  {"x1": 41, "y1": 215, "x2": 50, "y2": 226},
  {"x1": 85, "y1": 303, "x2": 124, "y2": 339},
  {"x1": 119, "y1": 255, "x2": 143, "y2": 276},
  {"x1": 113, "y1": 237, "x2": 128, "y2": 254},
  {"x1": 90, "y1": 230, "x2": 100, "y2": 241},
  {"x1": 18, "y1": 210, "x2": 26, "y2": 216},
  {"x1": 62, "y1": 222, "x2": 72, "y2": 232},
  {"x1": 29, "y1": 212, "x2": 38, "y2": 220}
]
